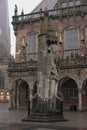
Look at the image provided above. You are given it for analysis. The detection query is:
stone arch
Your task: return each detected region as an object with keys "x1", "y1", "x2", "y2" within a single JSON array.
[
  {"x1": 58, "y1": 76, "x2": 78, "y2": 110},
  {"x1": 58, "y1": 74, "x2": 78, "y2": 85},
  {"x1": 11, "y1": 78, "x2": 30, "y2": 109},
  {"x1": 82, "y1": 78, "x2": 87, "y2": 110},
  {"x1": 63, "y1": 25, "x2": 79, "y2": 31}
]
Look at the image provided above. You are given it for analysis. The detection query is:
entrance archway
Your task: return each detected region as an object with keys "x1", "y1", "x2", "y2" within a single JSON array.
[
  {"x1": 59, "y1": 77, "x2": 78, "y2": 110},
  {"x1": 13, "y1": 79, "x2": 29, "y2": 109}
]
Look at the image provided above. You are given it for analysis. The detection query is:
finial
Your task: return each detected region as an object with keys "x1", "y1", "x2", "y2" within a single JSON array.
[
  {"x1": 14, "y1": 4, "x2": 18, "y2": 16},
  {"x1": 40, "y1": 8, "x2": 43, "y2": 18},
  {"x1": 21, "y1": 9, "x2": 24, "y2": 15},
  {"x1": 44, "y1": 7, "x2": 49, "y2": 16}
]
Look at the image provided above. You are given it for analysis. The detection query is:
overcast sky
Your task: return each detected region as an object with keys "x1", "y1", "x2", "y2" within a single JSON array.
[{"x1": 8, "y1": 0, "x2": 42, "y2": 56}]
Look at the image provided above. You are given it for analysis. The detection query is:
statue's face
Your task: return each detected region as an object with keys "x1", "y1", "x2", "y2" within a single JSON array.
[{"x1": 51, "y1": 44, "x2": 57, "y2": 54}]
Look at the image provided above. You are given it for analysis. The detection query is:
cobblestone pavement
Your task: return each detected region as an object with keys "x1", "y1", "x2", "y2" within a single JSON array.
[
  {"x1": 0, "y1": 103, "x2": 87, "y2": 130},
  {"x1": 0, "y1": 123, "x2": 86, "y2": 130}
]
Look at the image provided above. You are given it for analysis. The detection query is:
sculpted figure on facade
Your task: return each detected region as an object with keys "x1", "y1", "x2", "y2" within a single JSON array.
[{"x1": 14, "y1": 4, "x2": 18, "y2": 16}]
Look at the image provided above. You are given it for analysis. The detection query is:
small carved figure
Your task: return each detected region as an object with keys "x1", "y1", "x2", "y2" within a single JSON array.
[{"x1": 14, "y1": 4, "x2": 18, "y2": 16}]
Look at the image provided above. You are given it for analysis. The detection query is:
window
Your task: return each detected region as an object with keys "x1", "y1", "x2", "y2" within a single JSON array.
[
  {"x1": 75, "y1": 0, "x2": 81, "y2": 6},
  {"x1": 0, "y1": 71, "x2": 4, "y2": 89},
  {"x1": 0, "y1": 92, "x2": 4, "y2": 101},
  {"x1": 69, "y1": 87, "x2": 78, "y2": 98},
  {"x1": 6, "y1": 92, "x2": 10, "y2": 101},
  {"x1": 69, "y1": 1, "x2": 74, "y2": 7},
  {"x1": 28, "y1": 32, "x2": 38, "y2": 61},
  {"x1": 62, "y1": 2, "x2": 67, "y2": 8},
  {"x1": 62, "y1": 79, "x2": 78, "y2": 100},
  {"x1": 61, "y1": 0, "x2": 81, "y2": 8},
  {"x1": 65, "y1": 28, "x2": 79, "y2": 58},
  {"x1": 61, "y1": 1, "x2": 75, "y2": 8}
]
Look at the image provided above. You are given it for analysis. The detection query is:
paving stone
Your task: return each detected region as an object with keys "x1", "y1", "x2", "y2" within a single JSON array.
[{"x1": 0, "y1": 103, "x2": 87, "y2": 130}]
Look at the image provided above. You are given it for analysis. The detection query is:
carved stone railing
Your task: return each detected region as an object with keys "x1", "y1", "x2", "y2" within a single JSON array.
[
  {"x1": 59, "y1": 57, "x2": 87, "y2": 69},
  {"x1": 8, "y1": 60, "x2": 38, "y2": 72},
  {"x1": 59, "y1": 48, "x2": 87, "y2": 69},
  {"x1": 59, "y1": 57, "x2": 87, "y2": 67},
  {"x1": 12, "y1": 4, "x2": 87, "y2": 24}
]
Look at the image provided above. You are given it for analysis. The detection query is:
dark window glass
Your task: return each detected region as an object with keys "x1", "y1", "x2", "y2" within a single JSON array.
[
  {"x1": 65, "y1": 29, "x2": 78, "y2": 50},
  {"x1": 28, "y1": 33, "x2": 37, "y2": 61},
  {"x1": 0, "y1": 71, "x2": 4, "y2": 89},
  {"x1": 69, "y1": 1, "x2": 74, "y2": 7},
  {"x1": 76, "y1": 0, "x2": 80, "y2": 5},
  {"x1": 62, "y1": 2, "x2": 67, "y2": 8},
  {"x1": 69, "y1": 87, "x2": 78, "y2": 98},
  {"x1": 65, "y1": 29, "x2": 79, "y2": 58}
]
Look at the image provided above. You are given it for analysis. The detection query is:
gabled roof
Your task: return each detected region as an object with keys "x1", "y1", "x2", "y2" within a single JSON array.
[{"x1": 32, "y1": 0, "x2": 57, "y2": 13}]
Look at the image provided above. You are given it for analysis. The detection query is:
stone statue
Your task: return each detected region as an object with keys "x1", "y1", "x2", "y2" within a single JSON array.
[
  {"x1": 14, "y1": 4, "x2": 18, "y2": 16},
  {"x1": 46, "y1": 41, "x2": 59, "y2": 98}
]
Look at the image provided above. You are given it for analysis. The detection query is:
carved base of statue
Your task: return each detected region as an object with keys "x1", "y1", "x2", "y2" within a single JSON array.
[{"x1": 22, "y1": 95, "x2": 66, "y2": 122}]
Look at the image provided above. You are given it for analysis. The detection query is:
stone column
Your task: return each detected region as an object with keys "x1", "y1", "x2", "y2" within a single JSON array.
[
  {"x1": 17, "y1": 87, "x2": 19, "y2": 108},
  {"x1": 78, "y1": 88, "x2": 83, "y2": 111},
  {"x1": 9, "y1": 89, "x2": 13, "y2": 110},
  {"x1": 29, "y1": 89, "x2": 33, "y2": 115}
]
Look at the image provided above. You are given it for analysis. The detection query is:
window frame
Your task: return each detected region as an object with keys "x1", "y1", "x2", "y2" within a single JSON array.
[
  {"x1": 27, "y1": 32, "x2": 38, "y2": 61},
  {"x1": 75, "y1": 0, "x2": 81, "y2": 6},
  {"x1": 64, "y1": 26, "x2": 80, "y2": 58}
]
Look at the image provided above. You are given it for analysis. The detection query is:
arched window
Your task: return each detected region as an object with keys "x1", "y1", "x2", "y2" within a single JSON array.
[
  {"x1": 28, "y1": 32, "x2": 38, "y2": 61},
  {"x1": 64, "y1": 27, "x2": 79, "y2": 58},
  {"x1": 0, "y1": 71, "x2": 4, "y2": 88}
]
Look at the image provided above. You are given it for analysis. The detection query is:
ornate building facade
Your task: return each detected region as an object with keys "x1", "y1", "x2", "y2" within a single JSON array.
[{"x1": 8, "y1": 0, "x2": 87, "y2": 111}]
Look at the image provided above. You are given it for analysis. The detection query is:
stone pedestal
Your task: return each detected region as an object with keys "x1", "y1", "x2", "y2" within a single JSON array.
[
  {"x1": 23, "y1": 112, "x2": 65, "y2": 122},
  {"x1": 22, "y1": 95, "x2": 66, "y2": 122}
]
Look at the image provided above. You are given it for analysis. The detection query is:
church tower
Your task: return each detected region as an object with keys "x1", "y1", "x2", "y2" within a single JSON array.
[
  {"x1": 0, "y1": 0, "x2": 10, "y2": 103},
  {"x1": 0, "y1": 0, "x2": 10, "y2": 59}
]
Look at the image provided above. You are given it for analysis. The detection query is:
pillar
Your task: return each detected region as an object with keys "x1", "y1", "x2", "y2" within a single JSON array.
[
  {"x1": 29, "y1": 89, "x2": 33, "y2": 115},
  {"x1": 17, "y1": 86, "x2": 19, "y2": 108},
  {"x1": 9, "y1": 89, "x2": 13, "y2": 110},
  {"x1": 78, "y1": 88, "x2": 83, "y2": 111}
]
